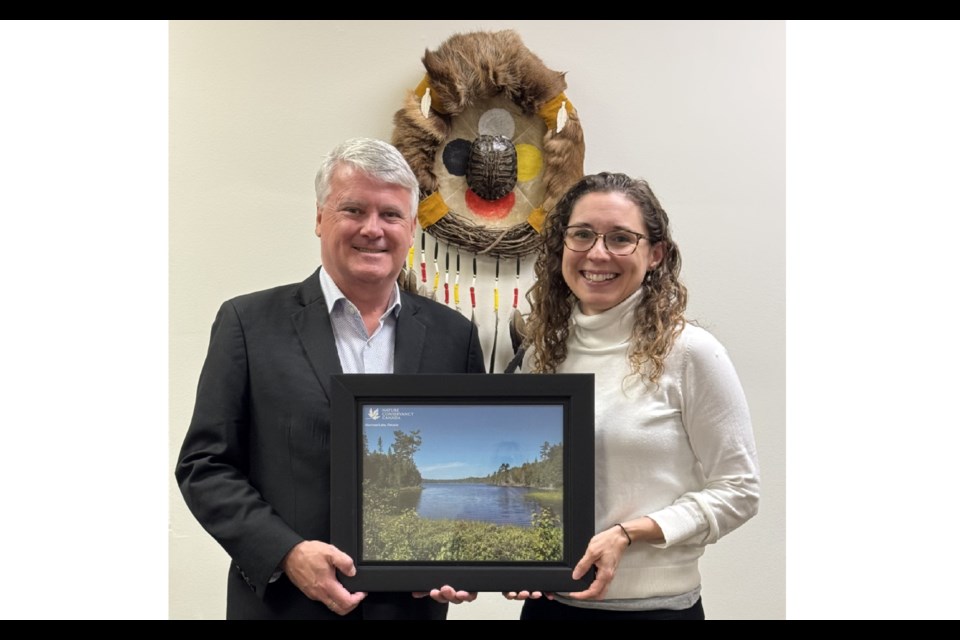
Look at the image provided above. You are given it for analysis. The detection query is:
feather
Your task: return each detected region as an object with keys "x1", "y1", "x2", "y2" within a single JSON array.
[
  {"x1": 556, "y1": 100, "x2": 568, "y2": 134},
  {"x1": 431, "y1": 240, "x2": 440, "y2": 301},
  {"x1": 508, "y1": 257, "x2": 524, "y2": 353},
  {"x1": 453, "y1": 247, "x2": 462, "y2": 312},
  {"x1": 489, "y1": 257, "x2": 500, "y2": 373},
  {"x1": 420, "y1": 87, "x2": 432, "y2": 119},
  {"x1": 470, "y1": 256, "x2": 478, "y2": 327},
  {"x1": 443, "y1": 244, "x2": 450, "y2": 305},
  {"x1": 509, "y1": 308, "x2": 525, "y2": 355},
  {"x1": 418, "y1": 229, "x2": 429, "y2": 297}
]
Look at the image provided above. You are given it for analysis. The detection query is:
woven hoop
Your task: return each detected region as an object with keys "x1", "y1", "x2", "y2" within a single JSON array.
[{"x1": 391, "y1": 30, "x2": 585, "y2": 258}]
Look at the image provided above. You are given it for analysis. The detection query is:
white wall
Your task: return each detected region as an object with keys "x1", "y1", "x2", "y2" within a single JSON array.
[{"x1": 169, "y1": 20, "x2": 785, "y2": 620}]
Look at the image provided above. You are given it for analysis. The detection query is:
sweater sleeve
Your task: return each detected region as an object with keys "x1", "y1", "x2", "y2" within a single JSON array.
[{"x1": 646, "y1": 327, "x2": 761, "y2": 547}]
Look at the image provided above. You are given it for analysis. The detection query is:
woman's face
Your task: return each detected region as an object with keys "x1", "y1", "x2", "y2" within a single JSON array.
[{"x1": 561, "y1": 191, "x2": 664, "y2": 316}]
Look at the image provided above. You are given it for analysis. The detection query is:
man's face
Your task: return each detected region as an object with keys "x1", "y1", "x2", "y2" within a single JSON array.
[{"x1": 316, "y1": 166, "x2": 416, "y2": 296}]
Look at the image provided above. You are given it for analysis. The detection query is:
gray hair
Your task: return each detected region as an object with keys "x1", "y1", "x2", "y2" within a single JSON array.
[{"x1": 314, "y1": 138, "x2": 420, "y2": 219}]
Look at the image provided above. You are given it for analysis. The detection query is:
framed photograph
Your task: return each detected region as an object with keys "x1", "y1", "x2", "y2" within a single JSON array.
[{"x1": 330, "y1": 373, "x2": 595, "y2": 592}]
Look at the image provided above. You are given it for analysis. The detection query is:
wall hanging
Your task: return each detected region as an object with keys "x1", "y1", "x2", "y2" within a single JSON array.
[{"x1": 391, "y1": 30, "x2": 585, "y2": 370}]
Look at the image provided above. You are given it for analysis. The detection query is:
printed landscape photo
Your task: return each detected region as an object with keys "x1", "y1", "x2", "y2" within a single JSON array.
[{"x1": 361, "y1": 404, "x2": 564, "y2": 563}]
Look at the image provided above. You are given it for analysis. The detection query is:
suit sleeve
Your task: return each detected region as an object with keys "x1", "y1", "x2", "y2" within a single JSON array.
[{"x1": 175, "y1": 301, "x2": 303, "y2": 597}]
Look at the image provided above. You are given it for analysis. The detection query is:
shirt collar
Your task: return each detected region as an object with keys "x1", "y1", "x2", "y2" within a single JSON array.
[{"x1": 318, "y1": 266, "x2": 402, "y2": 318}]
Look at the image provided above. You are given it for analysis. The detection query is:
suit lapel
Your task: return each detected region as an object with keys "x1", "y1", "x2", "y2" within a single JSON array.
[
  {"x1": 394, "y1": 291, "x2": 426, "y2": 374},
  {"x1": 292, "y1": 269, "x2": 341, "y2": 402}
]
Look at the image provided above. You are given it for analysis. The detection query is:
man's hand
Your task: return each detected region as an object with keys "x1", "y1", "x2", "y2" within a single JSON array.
[
  {"x1": 282, "y1": 540, "x2": 367, "y2": 615},
  {"x1": 412, "y1": 585, "x2": 477, "y2": 604}
]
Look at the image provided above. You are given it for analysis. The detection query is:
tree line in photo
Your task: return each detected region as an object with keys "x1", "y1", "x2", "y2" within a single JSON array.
[
  {"x1": 487, "y1": 441, "x2": 562, "y2": 490},
  {"x1": 364, "y1": 430, "x2": 562, "y2": 489}
]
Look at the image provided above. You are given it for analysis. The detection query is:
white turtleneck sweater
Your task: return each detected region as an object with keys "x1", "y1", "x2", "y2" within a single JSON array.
[{"x1": 523, "y1": 289, "x2": 760, "y2": 608}]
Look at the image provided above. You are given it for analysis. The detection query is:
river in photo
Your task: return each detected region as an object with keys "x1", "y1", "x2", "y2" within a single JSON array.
[{"x1": 416, "y1": 482, "x2": 559, "y2": 526}]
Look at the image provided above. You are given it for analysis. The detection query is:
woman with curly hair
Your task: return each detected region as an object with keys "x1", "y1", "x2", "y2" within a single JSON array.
[{"x1": 505, "y1": 172, "x2": 760, "y2": 620}]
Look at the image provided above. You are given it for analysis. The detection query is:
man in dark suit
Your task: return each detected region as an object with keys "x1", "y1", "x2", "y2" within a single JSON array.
[{"x1": 176, "y1": 138, "x2": 486, "y2": 619}]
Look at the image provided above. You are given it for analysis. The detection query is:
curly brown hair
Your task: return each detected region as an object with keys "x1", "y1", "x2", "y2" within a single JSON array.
[{"x1": 524, "y1": 172, "x2": 688, "y2": 383}]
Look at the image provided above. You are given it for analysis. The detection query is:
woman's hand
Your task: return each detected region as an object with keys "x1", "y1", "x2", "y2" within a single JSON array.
[
  {"x1": 565, "y1": 525, "x2": 632, "y2": 601},
  {"x1": 413, "y1": 586, "x2": 477, "y2": 604},
  {"x1": 502, "y1": 590, "x2": 552, "y2": 601}
]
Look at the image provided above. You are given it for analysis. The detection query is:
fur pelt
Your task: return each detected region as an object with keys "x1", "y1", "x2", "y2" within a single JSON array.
[{"x1": 391, "y1": 30, "x2": 584, "y2": 216}]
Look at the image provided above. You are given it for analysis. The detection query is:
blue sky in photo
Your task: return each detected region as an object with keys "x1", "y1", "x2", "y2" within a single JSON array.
[{"x1": 363, "y1": 404, "x2": 563, "y2": 479}]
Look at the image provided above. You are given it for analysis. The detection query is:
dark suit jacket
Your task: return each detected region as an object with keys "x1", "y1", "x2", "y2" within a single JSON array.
[{"x1": 176, "y1": 268, "x2": 486, "y2": 619}]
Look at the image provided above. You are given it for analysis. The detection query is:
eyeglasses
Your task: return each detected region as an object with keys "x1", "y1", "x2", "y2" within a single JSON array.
[{"x1": 562, "y1": 226, "x2": 647, "y2": 256}]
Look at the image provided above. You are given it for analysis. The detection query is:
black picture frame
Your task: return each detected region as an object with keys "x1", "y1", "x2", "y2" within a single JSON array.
[{"x1": 330, "y1": 373, "x2": 595, "y2": 593}]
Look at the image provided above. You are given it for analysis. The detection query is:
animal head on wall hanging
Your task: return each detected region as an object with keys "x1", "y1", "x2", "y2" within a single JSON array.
[{"x1": 391, "y1": 30, "x2": 586, "y2": 370}]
